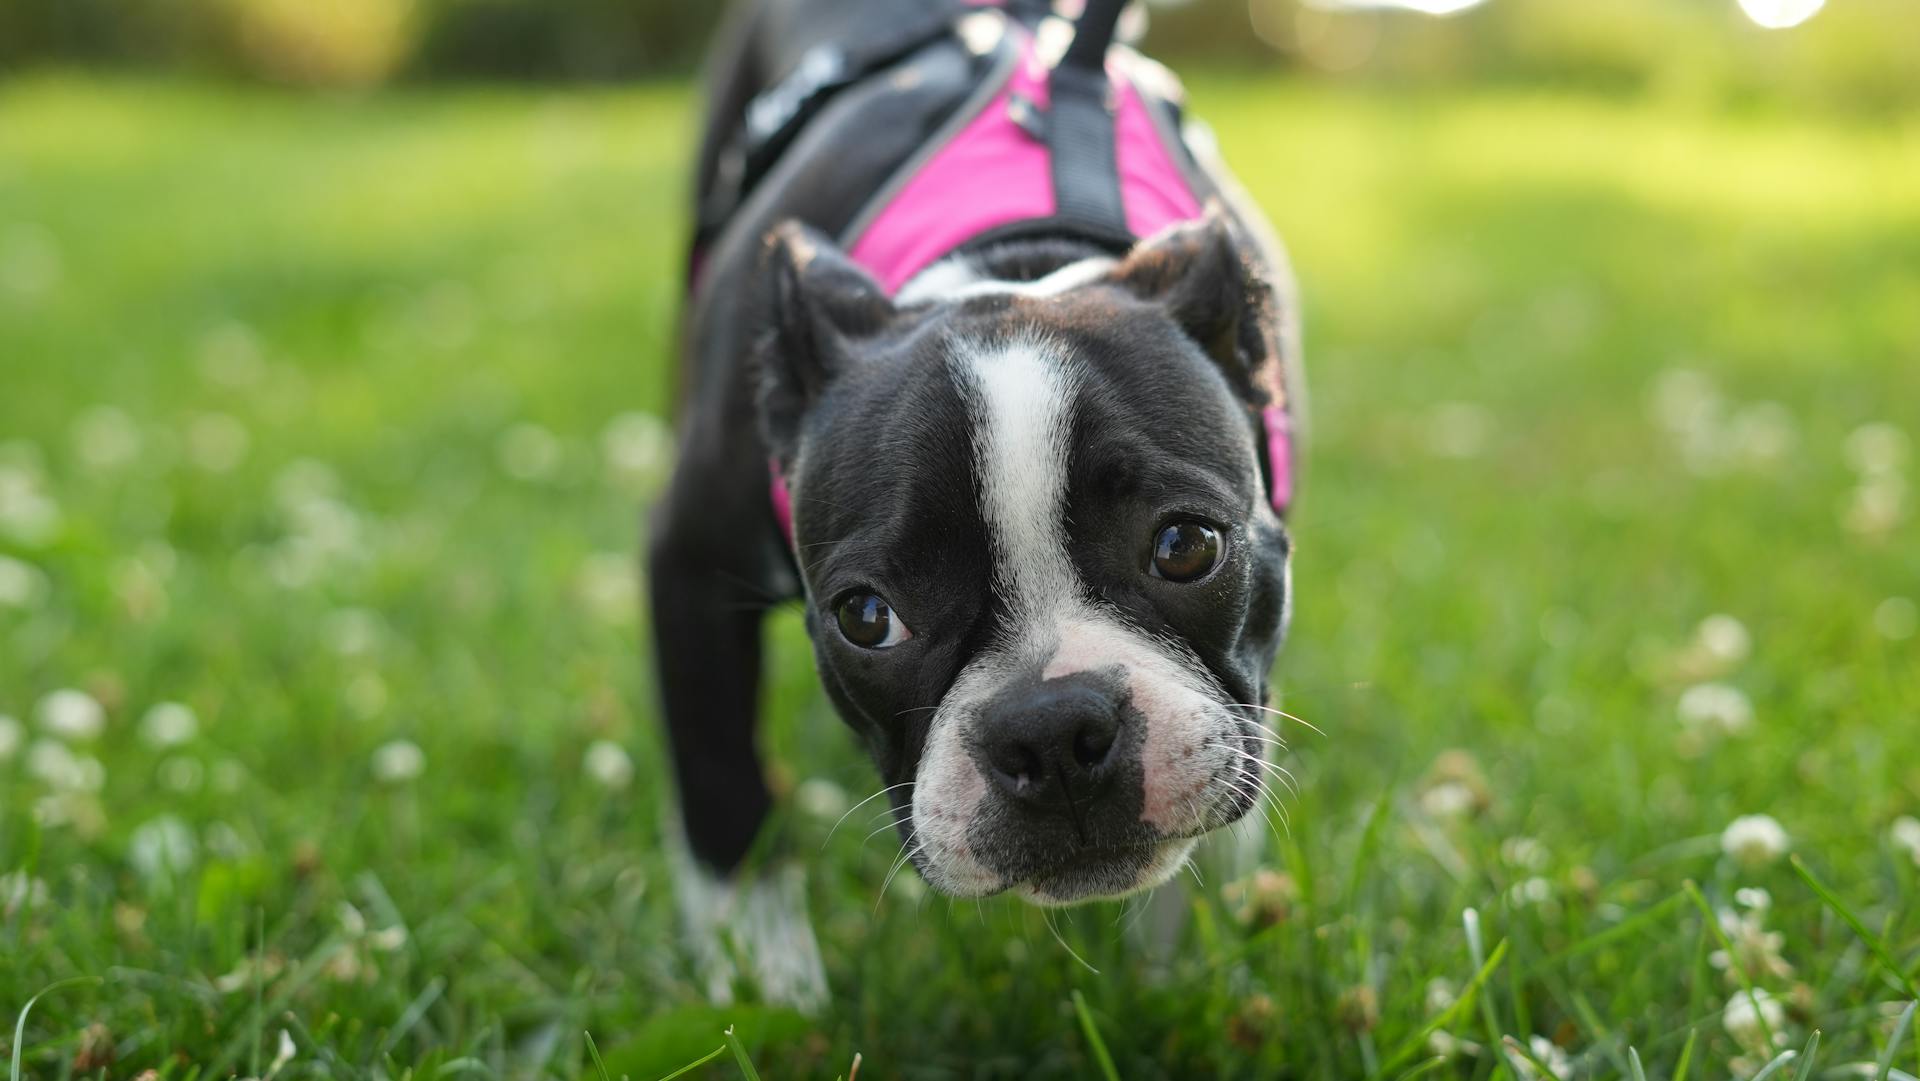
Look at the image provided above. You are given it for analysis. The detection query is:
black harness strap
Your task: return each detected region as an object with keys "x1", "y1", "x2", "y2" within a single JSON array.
[{"x1": 1047, "y1": 0, "x2": 1130, "y2": 237}]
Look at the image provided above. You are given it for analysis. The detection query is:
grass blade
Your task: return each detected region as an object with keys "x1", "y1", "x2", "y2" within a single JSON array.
[
  {"x1": 1671, "y1": 1028, "x2": 1698, "y2": 1081},
  {"x1": 583, "y1": 1030, "x2": 612, "y2": 1081},
  {"x1": 1501, "y1": 1035, "x2": 1565, "y2": 1081},
  {"x1": 724, "y1": 1026, "x2": 763, "y2": 1081},
  {"x1": 1879, "y1": 1001, "x2": 1917, "y2": 1081},
  {"x1": 1071, "y1": 990, "x2": 1122, "y2": 1081},
  {"x1": 1370, "y1": 938, "x2": 1510, "y2": 1081},
  {"x1": 652, "y1": 1045, "x2": 726, "y2": 1081},
  {"x1": 11, "y1": 977, "x2": 97, "y2": 1081},
  {"x1": 1797, "y1": 1029, "x2": 1821, "y2": 1081},
  {"x1": 1792, "y1": 856, "x2": 1920, "y2": 999},
  {"x1": 1392, "y1": 1058, "x2": 1451, "y2": 1081},
  {"x1": 1628, "y1": 1046, "x2": 1648, "y2": 1081},
  {"x1": 1747, "y1": 1049, "x2": 1796, "y2": 1081}
]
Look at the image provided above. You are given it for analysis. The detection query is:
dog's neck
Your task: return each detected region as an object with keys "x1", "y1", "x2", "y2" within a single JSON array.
[{"x1": 893, "y1": 234, "x2": 1119, "y2": 306}]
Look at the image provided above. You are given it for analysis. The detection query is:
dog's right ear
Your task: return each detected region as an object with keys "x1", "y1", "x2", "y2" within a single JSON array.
[{"x1": 753, "y1": 221, "x2": 897, "y2": 462}]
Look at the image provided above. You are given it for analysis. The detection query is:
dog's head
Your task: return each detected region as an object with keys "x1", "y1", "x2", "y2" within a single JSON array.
[{"x1": 754, "y1": 209, "x2": 1292, "y2": 903}]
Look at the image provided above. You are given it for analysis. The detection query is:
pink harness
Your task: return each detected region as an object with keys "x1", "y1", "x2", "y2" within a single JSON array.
[{"x1": 770, "y1": 28, "x2": 1293, "y2": 546}]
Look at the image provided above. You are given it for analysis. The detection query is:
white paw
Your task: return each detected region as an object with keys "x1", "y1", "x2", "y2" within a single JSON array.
[{"x1": 675, "y1": 853, "x2": 828, "y2": 1013}]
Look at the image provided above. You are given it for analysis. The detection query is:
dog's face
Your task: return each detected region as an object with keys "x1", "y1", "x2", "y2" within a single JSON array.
[{"x1": 755, "y1": 213, "x2": 1292, "y2": 903}]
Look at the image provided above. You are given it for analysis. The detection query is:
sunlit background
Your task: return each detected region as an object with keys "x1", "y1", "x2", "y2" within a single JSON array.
[{"x1": 1, "y1": 0, "x2": 1911, "y2": 92}]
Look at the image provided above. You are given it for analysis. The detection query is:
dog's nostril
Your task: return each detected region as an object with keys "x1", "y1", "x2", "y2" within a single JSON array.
[
  {"x1": 1002, "y1": 745, "x2": 1042, "y2": 789},
  {"x1": 1073, "y1": 723, "x2": 1115, "y2": 769}
]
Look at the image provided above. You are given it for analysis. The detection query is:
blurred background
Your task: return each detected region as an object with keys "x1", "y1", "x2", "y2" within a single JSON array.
[{"x1": 4, "y1": 0, "x2": 1918, "y2": 108}]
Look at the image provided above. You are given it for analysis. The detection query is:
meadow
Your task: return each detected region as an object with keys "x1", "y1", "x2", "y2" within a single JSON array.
[{"x1": 2, "y1": 72, "x2": 1918, "y2": 1079}]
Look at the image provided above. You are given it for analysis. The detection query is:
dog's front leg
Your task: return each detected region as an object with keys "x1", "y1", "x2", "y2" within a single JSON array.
[{"x1": 648, "y1": 485, "x2": 825, "y2": 1011}]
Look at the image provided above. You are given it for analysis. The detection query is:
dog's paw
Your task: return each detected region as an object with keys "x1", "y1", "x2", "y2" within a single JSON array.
[{"x1": 676, "y1": 857, "x2": 828, "y2": 1013}]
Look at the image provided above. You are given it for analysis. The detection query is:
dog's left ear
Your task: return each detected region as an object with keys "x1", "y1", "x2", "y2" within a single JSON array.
[
  {"x1": 1103, "y1": 203, "x2": 1276, "y2": 406},
  {"x1": 753, "y1": 221, "x2": 899, "y2": 462}
]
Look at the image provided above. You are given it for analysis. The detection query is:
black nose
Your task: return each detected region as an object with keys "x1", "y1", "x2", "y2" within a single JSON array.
[{"x1": 980, "y1": 678, "x2": 1122, "y2": 806}]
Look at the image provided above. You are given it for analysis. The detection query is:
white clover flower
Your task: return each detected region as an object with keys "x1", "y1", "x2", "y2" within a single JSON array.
[
  {"x1": 0, "y1": 553, "x2": 48, "y2": 608},
  {"x1": 497, "y1": 422, "x2": 563, "y2": 481},
  {"x1": 1728, "y1": 402, "x2": 1797, "y2": 467},
  {"x1": 1426, "y1": 401, "x2": 1491, "y2": 459},
  {"x1": 140, "y1": 702, "x2": 199, "y2": 748},
  {"x1": 583, "y1": 739, "x2": 634, "y2": 789},
  {"x1": 1712, "y1": 896, "x2": 1793, "y2": 983},
  {"x1": 1508, "y1": 1035, "x2": 1572, "y2": 1081},
  {"x1": 0, "y1": 223, "x2": 63, "y2": 299},
  {"x1": 795, "y1": 778, "x2": 850, "y2": 820},
  {"x1": 1500, "y1": 836, "x2": 1549, "y2": 870},
  {"x1": 196, "y1": 321, "x2": 267, "y2": 388},
  {"x1": 266, "y1": 1029, "x2": 296, "y2": 1081},
  {"x1": 1722, "y1": 814, "x2": 1790, "y2": 868},
  {"x1": 129, "y1": 815, "x2": 198, "y2": 880},
  {"x1": 1722, "y1": 989, "x2": 1786, "y2": 1054},
  {"x1": 575, "y1": 553, "x2": 639, "y2": 625},
  {"x1": 272, "y1": 458, "x2": 341, "y2": 505},
  {"x1": 1419, "y1": 781, "x2": 1477, "y2": 820},
  {"x1": 1874, "y1": 597, "x2": 1917, "y2": 641},
  {"x1": 1678, "y1": 682, "x2": 1754, "y2": 736},
  {"x1": 1845, "y1": 474, "x2": 1906, "y2": 537},
  {"x1": 0, "y1": 870, "x2": 49, "y2": 916},
  {"x1": 368, "y1": 925, "x2": 409, "y2": 952},
  {"x1": 211, "y1": 757, "x2": 248, "y2": 793},
  {"x1": 72, "y1": 405, "x2": 142, "y2": 470},
  {"x1": 1845, "y1": 421, "x2": 1909, "y2": 477},
  {"x1": 27, "y1": 739, "x2": 105, "y2": 792},
  {"x1": 37, "y1": 688, "x2": 105, "y2": 741},
  {"x1": 186, "y1": 412, "x2": 251, "y2": 472},
  {"x1": 1650, "y1": 368, "x2": 1720, "y2": 433},
  {"x1": 1695, "y1": 614, "x2": 1751, "y2": 666},
  {"x1": 372, "y1": 739, "x2": 425, "y2": 783},
  {"x1": 1506, "y1": 877, "x2": 1553, "y2": 907},
  {"x1": 344, "y1": 671, "x2": 389, "y2": 720},
  {"x1": 0, "y1": 713, "x2": 23, "y2": 761},
  {"x1": 1425, "y1": 978, "x2": 1457, "y2": 1014},
  {"x1": 0, "y1": 461, "x2": 62, "y2": 546},
  {"x1": 324, "y1": 607, "x2": 386, "y2": 656},
  {"x1": 1891, "y1": 816, "x2": 1920, "y2": 866},
  {"x1": 159, "y1": 755, "x2": 205, "y2": 793},
  {"x1": 600, "y1": 411, "x2": 673, "y2": 489}
]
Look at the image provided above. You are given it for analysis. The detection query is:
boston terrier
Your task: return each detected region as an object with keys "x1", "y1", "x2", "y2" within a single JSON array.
[{"x1": 650, "y1": 0, "x2": 1303, "y2": 1006}]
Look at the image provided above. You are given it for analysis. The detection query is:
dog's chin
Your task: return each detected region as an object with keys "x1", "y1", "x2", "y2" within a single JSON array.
[{"x1": 1005, "y1": 836, "x2": 1200, "y2": 907}]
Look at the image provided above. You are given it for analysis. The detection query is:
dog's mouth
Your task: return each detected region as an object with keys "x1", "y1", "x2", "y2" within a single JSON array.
[{"x1": 1008, "y1": 835, "x2": 1200, "y2": 905}]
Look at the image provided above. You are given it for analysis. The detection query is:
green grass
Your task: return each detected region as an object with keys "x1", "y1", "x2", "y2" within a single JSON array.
[{"x1": 3, "y1": 71, "x2": 1919, "y2": 1079}]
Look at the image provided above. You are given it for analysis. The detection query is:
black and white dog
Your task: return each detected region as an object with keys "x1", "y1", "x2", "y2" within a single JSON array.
[{"x1": 651, "y1": 0, "x2": 1301, "y2": 1004}]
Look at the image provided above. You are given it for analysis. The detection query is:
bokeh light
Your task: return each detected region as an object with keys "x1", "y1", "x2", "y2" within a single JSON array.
[{"x1": 1736, "y1": 0, "x2": 1825, "y2": 29}]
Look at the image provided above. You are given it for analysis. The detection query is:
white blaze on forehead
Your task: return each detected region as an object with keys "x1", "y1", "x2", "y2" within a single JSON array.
[
  {"x1": 952, "y1": 333, "x2": 1081, "y2": 622},
  {"x1": 906, "y1": 331, "x2": 1255, "y2": 895}
]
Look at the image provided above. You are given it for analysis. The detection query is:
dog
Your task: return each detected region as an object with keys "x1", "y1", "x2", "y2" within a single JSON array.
[{"x1": 650, "y1": 0, "x2": 1302, "y2": 1005}]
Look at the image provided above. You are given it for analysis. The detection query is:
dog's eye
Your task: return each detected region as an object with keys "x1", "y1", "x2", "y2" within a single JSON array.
[
  {"x1": 836, "y1": 593, "x2": 911, "y2": 649},
  {"x1": 1149, "y1": 521, "x2": 1223, "y2": 582}
]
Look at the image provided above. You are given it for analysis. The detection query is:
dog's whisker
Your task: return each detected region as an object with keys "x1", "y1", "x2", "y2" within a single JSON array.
[
  {"x1": 875, "y1": 838, "x2": 927, "y2": 913},
  {"x1": 821, "y1": 780, "x2": 915, "y2": 850},
  {"x1": 1042, "y1": 907, "x2": 1101, "y2": 976},
  {"x1": 1226, "y1": 701, "x2": 1326, "y2": 737},
  {"x1": 861, "y1": 808, "x2": 912, "y2": 846},
  {"x1": 1228, "y1": 748, "x2": 1303, "y2": 800},
  {"x1": 1213, "y1": 770, "x2": 1286, "y2": 841}
]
